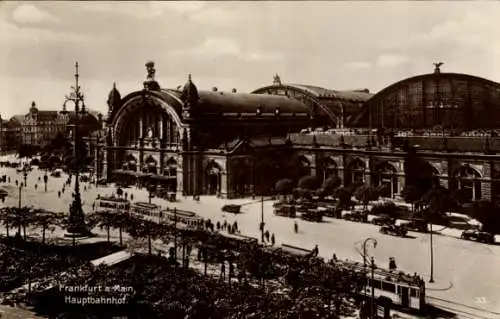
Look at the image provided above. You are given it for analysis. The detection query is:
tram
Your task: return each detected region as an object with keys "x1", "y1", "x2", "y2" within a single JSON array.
[
  {"x1": 161, "y1": 209, "x2": 203, "y2": 229},
  {"x1": 94, "y1": 196, "x2": 131, "y2": 214},
  {"x1": 337, "y1": 260, "x2": 426, "y2": 311},
  {"x1": 130, "y1": 202, "x2": 161, "y2": 221}
]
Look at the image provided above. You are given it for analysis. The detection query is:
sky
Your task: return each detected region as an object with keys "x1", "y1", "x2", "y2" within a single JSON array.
[{"x1": 0, "y1": 1, "x2": 499, "y2": 118}]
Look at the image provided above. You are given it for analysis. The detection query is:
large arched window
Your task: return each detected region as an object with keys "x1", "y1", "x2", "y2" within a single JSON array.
[
  {"x1": 373, "y1": 162, "x2": 398, "y2": 198},
  {"x1": 206, "y1": 161, "x2": 222, "y2": 195},
  {"x1": 453, "y1": 165, "x2": 481, "y2": 202},
  {"x1": 165, "y1": 158, "x2": 177, "y2": 177},
  {"x1": 297, "y1": 156, "x2": 311, "y2": 178},
  {"x1": 322, "y1": 157, "x2": 338, "y2": 181},
  {"x1": 124, "y1": 154, "x2": 137, "y2": 172},
  {"x1": 143, "y1": 156, "x2": 157, "y2": 174},
  {"x1": 346, "y1": 158, "x2": 366, "y2": 185}
]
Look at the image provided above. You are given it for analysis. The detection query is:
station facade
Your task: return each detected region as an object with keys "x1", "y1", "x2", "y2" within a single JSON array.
[{"x1": 97, "y1": 62, "x2": 500, "y2": 202}]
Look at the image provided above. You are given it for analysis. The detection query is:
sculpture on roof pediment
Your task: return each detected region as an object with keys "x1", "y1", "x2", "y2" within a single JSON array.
[
  {"x1": 146, "y1": 61, "x2": 156, "y2": 81},
  {"x1": 273, "y1": 73, "x2": 282, "y2": 86}
]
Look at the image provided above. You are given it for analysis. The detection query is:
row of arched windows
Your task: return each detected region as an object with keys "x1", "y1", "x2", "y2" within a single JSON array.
[{"x1": 297, "y1": 155, "x2": 483, "y2": 202}]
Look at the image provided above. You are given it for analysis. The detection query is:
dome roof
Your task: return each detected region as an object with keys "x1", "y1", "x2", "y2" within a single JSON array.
[
  {"x1": 107, "y1": 83, "x2": 121, "y2": 107},
  {"x1": 180, "y1": 74, "x2": 199, "y2": 105}
]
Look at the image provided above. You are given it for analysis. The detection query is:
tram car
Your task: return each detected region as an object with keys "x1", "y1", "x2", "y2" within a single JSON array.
[
  {"x1": 161, "y1": 209, "x2": 203, "y2": 229},
  {"x1": 94, "y1": 196, "x2": 131, "y2": 214},
  {"x1": 130, "y1": 202, "x2": 161, "y2": 221}
]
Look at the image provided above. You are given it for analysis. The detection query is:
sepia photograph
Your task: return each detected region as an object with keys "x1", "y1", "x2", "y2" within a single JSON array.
[{"x1": 0, "y1": 1, "x2": 500, "y2": 318}]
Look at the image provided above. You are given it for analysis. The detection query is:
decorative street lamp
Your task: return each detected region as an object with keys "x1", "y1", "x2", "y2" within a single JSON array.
[
  {"x1": 18, "y1": 182, "x2": 24, "y2": 208},
  {"x1": 362, "y1": 238, "x2": 377, "y2": 296},
  {"x1": 61, "y1": 62, "x2": 88, "y2": 240}
]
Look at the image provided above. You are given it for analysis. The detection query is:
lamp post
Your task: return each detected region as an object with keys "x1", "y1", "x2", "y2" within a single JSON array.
[
  {"x1": 61, "y1": 62, "x2": 88, "y2": 241},
  {"x1": 360, "y1": 238, "x2": 377, "y2": 319},
  {"x1": 429, "y1": 222, "x2": 434, "y2": 283},
  {"x1": 370, "y1": 256, "x2": 375, "y2": 319},
  {"x1": 18, "y1": 182, "x2": 23, "y2": 208}
]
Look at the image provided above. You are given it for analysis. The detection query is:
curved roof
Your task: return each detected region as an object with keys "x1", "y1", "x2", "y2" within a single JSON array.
[
  {"x1": 167, "y1": 89, "x2": 309, "y2": 114},
  {"x1": 107, "y1": 83, "x2": 121, "y2": 106},
  {"x1": 285, "y1": 84, "x2": 373, "y2": 102},
  {"x1": 367, "y1": 72, "x2": 500, "y2": 103},
  {"x1": 350, "y1": 72, "x2": 500, "y2": 127}
]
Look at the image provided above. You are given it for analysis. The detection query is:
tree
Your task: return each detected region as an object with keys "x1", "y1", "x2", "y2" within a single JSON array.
[
  {"x1": 419, "y1": 185, "x2": 456, "y2": 224},
  {"x1": 400, "y1": 185, "x2": 423, "y2": 214},
  {"x1": 32, "y1": 209, "x2": 60, "y2": 244},
  {"x1": 6, "y1": 206, "x2": 34, "y2": 240},
  {"x1": 91, "y1": 211, "x2": 115, "y2": 243},
  {"x1": 298, "y1": 176, "x2": 320, "y2": 191},
  {"x1": 469, "y1": 201, "x2": 500, "y2": 234},
  {"x1": 354, "y1": 184, "x2": 379, "y2": 209},
  {"x1": 322, "y1": 174, "x2": 342, "y2": 195},
  {"x1": 334, "y1": 187, "x2": 354, "y2": 210},
  {"x1": 0, "y1": 207, "x2": 14, "y2": 237},
  {"x1": 147, "y1": 183, "x2": 157, "y2": 204},
  {"x1": 275, "y1": 179, "x2": 293, "y2": 195}
]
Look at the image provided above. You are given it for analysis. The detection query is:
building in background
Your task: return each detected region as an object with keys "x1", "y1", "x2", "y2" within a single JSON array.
[
  {"x1": 96, "y1": 62, "x2": 500, "y2": 202},
  {"x1": 0, "y1": 101, "x2": 103, "y2": 157},
  {"x1": 98, "y1": 62, "x2": 367, "y2": 197},
  {"x1": 22, "y1": 101, "x2": 70, "y2": 146}
]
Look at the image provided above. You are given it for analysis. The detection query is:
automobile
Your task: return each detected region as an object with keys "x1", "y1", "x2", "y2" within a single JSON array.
[
  {"x1": 446, "y1": 213, "x2": 482, "y2": 230},
  {"x1": 274, "y1": 204, "x2": 296, "y2": 218},
  {"x1": 400, "y1": 219, "x2": 428, "y2": 233},
  {"x1": 460, "y1": 230, "x2": 495, "y2": 244},
  {"x1": 344, "y1": 210, "x2": 369, "y2": 223},
  {"x1": 222, "y1": 204, "x2": 241, "y2": 214},
  {"x1": 379, "y1": 225, "x2": 407, "y2": 237},
  {"x1": 301, "y1": 209, "x2": 323, "y2": 222},
  {"x1": 372, "y1": 215, "x2": 395, "y2": 226},
  {"x1": 296, "y1": 202, "x2": 318, "y2": 213}
]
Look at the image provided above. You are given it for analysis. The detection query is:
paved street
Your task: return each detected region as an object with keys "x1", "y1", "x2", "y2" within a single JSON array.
[{"x1": 1, "y1": 164, "x2": 500, "y2": 318}]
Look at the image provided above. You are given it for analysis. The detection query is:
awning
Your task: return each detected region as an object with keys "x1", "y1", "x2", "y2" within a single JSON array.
[
  {"x1": 151, "y1": 175, "x2": 176, "y2": 181},
  {"x1": 112, "y1": 169, "x2": 138, "y2": 176}
]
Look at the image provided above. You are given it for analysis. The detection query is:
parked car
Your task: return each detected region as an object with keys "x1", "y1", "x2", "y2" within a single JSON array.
[
  {"x1": 222, "y1": 204, "x2": 241, "y2": 214},
  {"x1": 400, "y1": 219, "x2": 428, "y2": 233},
  {"x1": 274, "y1": 204, "x2": 296, "y2": 218},
  {"x1": 379, "y1": 225, "x2": 407, "y2": 237},
  {"x1": 461, "y1": 230, "x2": 495, "y2": 244},
  {"x1": 344, "y1": 210, "x2": 369, "y2": 223},
  {"x1": 372, "y1": 215, "x2": 395, "y2": 226},
  {"x1": 296, "y1": 202, "x2": 318, "y2": 213},
  {"x1": 446, "y1": 213, "x2": 482, "y2": 230},
  {"x1": 301, "y1": 209, "x2": 323, "y2": 222}
]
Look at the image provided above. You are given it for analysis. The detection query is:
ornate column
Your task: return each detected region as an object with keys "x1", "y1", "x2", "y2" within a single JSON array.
[
  {"x1": 139, "y1": 111, "x2": 143, "y2": 138},
  {"x1": 481, "y1": 161, "x2": 492, "y2": 201}
]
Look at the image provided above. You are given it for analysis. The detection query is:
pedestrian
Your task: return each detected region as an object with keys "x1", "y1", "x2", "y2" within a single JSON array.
[
  {"x1": 58, "y1": 191, "x2": 61, "y2": 198},
  {"x1": 221, "y1": 261, "x2": 226, "y2": 281},
  {"x1": 294, "y1": 220, "x2": 298, "y2": 233},
  {"x1": 264, "y1": 230, "x2": 270, "y2": 242},
  {"x1": 92, "y1": 202, "x2": 95, "y2": 211},
  {"x1": 389, "y1": 257, "x2": 397, "y2": 271},
  {"x1": 8, "y1": 177, "x2": 10, "y2": 183},
  {"x1": 15, "y1": 180, "x2": 18, "y2": 187},
  {"x1": 313, "y1": 244, "x2": 319, "y2": 257},
  {"x1": 216, "y1": 221, "x2": 221, "y2": 231},
  {"x1": 38, "y1": 177, "x2": 41, "y2": 182},
  {"x1": 130, "y1": 194, "x2": 134, "y2": 201},
  {"x1": 124, "y1": 192, "x2": 128, "y2": 200},
  {"x1": 223, "y1": 220, "x2": 228, "y2": 230},
  {"x1": 332, "y1": 253, "x2": 338, "y2": 261},
  {"x1": 233, "y1": 221, "x2": 238, "y2": 231},
  {"x1": 35, "y1": 184, "x2": 38, "y2": 190},
  {"x1": 271, "y1": 233, "x2": 275, "y2": 246}
]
